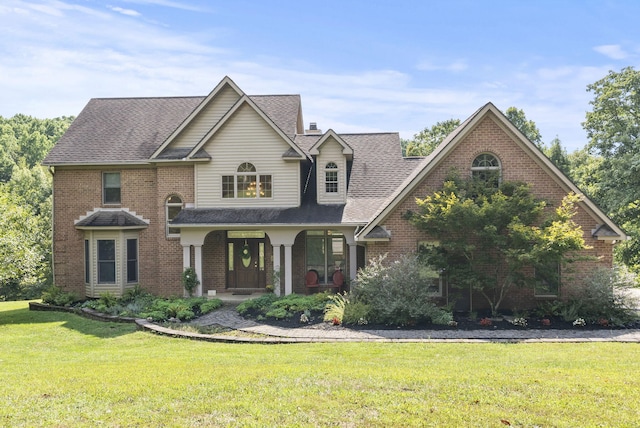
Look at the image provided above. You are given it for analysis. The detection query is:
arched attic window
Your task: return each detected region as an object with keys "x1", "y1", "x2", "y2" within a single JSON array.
[
  {"x1": 471, "y1": 153, "x2": 501, "y2": 187},
  {"x1": 166, "y1": 195, "x2": 183, "y2": 237},
  {"x1": 325, "y1": 162, "x2": 338, "y2": 193}
]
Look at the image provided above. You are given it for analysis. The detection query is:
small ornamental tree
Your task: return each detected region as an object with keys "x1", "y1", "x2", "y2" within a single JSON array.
[{"x1": 411, "y1": 174, "x2": 588, "y2": 316}]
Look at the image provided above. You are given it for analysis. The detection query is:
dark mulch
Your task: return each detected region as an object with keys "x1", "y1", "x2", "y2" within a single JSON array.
[{"x1": 239, "y1": 308, "x2": 640, "y2": 331}]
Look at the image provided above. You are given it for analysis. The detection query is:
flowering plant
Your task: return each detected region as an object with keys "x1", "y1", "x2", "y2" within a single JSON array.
[
  {"x1": 512, "y1": 317, "x2": 528, "y2": 327},
  {"x1": 573, "y1": 318, "x2": 586, "y2": 327},
  {"x1": 541, "y1": 318, "x2": 551, "y2": 326}
]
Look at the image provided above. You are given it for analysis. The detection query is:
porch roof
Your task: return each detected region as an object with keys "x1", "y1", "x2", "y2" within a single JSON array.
[{"x1": 171, "y1": 203, "x2": 348, "y2": 226}]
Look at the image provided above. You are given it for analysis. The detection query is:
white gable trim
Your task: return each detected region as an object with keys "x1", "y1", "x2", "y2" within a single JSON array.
[
  {"x1": 150, "y1": 76, "x2": 244, "y2": 159},
  {"x1": 357, "y1": 102, "x2": 627, "y2": 241},
  {"x1": 309, "y1": 129, "x2": 353, "y2": 159}
]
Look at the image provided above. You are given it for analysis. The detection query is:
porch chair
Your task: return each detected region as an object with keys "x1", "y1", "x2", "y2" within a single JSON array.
[
  {"x1": 305, "y1": 269, "x2": 320, "y2": 294},
  {"x1": 326, "y1": 269, "x2": 344, "y2": 294}
]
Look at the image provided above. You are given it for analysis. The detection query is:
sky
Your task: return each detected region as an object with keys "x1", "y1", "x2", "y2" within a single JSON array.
[{"x1": 2, "y1": 0, "x2": 640, "y2": 152}]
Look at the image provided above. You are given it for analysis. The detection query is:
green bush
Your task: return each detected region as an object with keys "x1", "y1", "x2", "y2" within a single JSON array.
[
  {"x1": 537, "y1": 266, "x2": 638, "y2": 326},
  {"x1": 237, "y1": 292, "x2": 330, "y2": 320},
  {"x1": 41, "y1": 286, "x2": 80, "y2": 307},
  {"x1": 342, "y1": 301, "x2": 371, "y2": 325},
  {"x1": 350, "y1": 254, "x2": 452, "y2": 326}
]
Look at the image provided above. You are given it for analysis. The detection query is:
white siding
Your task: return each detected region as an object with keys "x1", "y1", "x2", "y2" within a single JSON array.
[
  {"x1": 170, "y1": 85, "x2": 241, "y2": 149},
  {"x1": 196, "y1": 103, "x2": 300, "y2": 208},
  {"x1": 316, "y1": 138, "x2": 347, "y2": 204}
]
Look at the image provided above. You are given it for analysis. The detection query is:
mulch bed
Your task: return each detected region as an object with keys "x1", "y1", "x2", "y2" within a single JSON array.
[{"x1": 240, "y1": 308, "x2": 640, "y2": 331}]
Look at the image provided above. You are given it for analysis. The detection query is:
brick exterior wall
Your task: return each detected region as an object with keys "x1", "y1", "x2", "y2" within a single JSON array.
[
  {"x1": 52, "y1": 165, "x2": 195, "y2": 297},
  {"x1": 365, "y1": 115, "x2": 616, "y2": 311}
]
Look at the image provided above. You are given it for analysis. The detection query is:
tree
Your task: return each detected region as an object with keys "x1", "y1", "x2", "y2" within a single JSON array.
[
  {"x1": 583, "y1": 67, "x2": 640, "y2": 273},
  {"x1": 0, "y1": 115, "x2": 72, "y2": 300},
  {"x1": 504, "y1": 107, "x2": 543, "y2": 148},
  {"x1": 404, "y1": 119, "x2": 461, "y2": 157},
  {"x1": 411, "y1": 174, "x2": 588, "y2": 316},
  {"x1": 544, "y1": 136, "x2": 570, "y2": 175}
]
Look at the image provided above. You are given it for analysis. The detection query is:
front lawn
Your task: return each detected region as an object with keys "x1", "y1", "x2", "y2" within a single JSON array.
[{"x1": 2, "y1": 300, "x2": 640, "y2": 427}]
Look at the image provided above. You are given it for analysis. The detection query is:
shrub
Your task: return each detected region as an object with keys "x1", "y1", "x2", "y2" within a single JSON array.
[
  {"x1": 350, "y1": 254, "x2": 452, "y2": 326},
  {"x1": 536, "y1": 266, "x2": 638, "y2": 326},
  {"x1": 342, "y1": 301, "x2": 371, "y2": 325},
  {"x1": 237, "y1": 293, "x2": 330, "y2": 320},
  {"x1": 41, "y1": 286, "x2": 80, "y2": 307}
]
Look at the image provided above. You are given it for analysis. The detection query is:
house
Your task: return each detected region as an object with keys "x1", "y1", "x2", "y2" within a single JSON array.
[{"x1": 43, "y1": 76, "x2": 625, "y2": 311}]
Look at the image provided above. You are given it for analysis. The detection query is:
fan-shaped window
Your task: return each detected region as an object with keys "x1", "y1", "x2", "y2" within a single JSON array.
[
  {"x1": 471, "y1": 153, "x2": 501, "y2": 187},
  {"x1": 222, "y1": 163, "x2": 272, "y2": 199},
  {"x1": 325, "y1": 162, "x2": 338, "y2": 193},
  {"x1": 166, "y1": 195, "x2": 182, "y2": 237}
]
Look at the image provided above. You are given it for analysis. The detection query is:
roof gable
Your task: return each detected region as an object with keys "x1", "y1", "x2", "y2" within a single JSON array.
[
  {"x1": 309, "y1": 129, "x2": 353, "y2": 160},
  {"x1": 185, "y1": 94, "x2": 307, "y2": 160},
  {"x1": 358, "y1": 102, "x2": 626, "y2": 241},
  {"x1": 151, "y1": 76, "x2": 244, "y2": 159}
]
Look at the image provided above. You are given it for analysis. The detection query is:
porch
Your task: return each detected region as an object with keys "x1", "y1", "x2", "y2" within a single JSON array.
[{"x1": 178, "y1": 226, "x2": 361, "y2": 297}]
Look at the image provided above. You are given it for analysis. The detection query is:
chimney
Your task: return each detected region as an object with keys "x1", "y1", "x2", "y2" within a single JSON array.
[{"x1": 305, "y1": 122, "x2": 322, "y2": 135}]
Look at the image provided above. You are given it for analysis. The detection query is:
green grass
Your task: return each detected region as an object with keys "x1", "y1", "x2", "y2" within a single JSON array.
[{"x1": 2, "y1": 301, "x2": 640, "y2": 427}]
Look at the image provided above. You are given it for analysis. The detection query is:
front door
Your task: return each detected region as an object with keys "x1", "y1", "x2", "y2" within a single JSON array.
[{"x1": 227, "y1": 238, "x2": 266, "y2": 289}]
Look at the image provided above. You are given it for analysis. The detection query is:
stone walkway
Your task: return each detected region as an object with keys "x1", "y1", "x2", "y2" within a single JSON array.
[{"x1": 132, "y1": 304, "x2": 640, "y2": 343}]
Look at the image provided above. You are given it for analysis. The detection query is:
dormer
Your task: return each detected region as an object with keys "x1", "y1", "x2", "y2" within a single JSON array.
[{"x1": 309, "y1": 130, "x2": 353, "y2": 205}]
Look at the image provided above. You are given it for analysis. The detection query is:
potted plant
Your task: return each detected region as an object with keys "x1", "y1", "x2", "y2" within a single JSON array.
[{"x1": 182, "y1": 267, "x2": 200, "y2": 297}]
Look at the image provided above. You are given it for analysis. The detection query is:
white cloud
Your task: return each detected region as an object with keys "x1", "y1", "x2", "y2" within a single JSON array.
[
  {"x1": 593, "y1": 44, "x2": 628, "y2": 60},
  {"x1": 109, "y1": 6, "x2": 141, "y2": 17}
]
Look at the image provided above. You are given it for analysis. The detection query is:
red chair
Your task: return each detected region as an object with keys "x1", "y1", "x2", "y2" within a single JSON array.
[
  {"x1": 305, "y1": 269, "x2": 319, "y2": 294},
  {"x1": 327, "y1": 269, "x2": 344, "y2": 293}
]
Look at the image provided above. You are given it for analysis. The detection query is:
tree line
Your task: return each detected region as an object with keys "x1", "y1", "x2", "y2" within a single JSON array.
[{"x1": 0, "y1": 114, "x2": 73, "y2": 300}]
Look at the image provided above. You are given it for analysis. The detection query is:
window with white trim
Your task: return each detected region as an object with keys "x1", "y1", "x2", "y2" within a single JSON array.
[
  {"x1": 84, "y1": 231, "x2": 140, "y2": 297},
  {"x1": 471, "y1": 153, "x2": 501, "y2": 187},
  {"x1": 325, "y1": 162, "x2": 338, "y2": 193},
  {"x1": 222, "y1": 162, "x2": 272, "y2": 198},
  {"x1": 103, "y1": 172, "x2": 121, "y2": 204},
  {"x1": 166, "y1": 195, "x2": 182, "y2": 237},
  {"x1": 97, "y1": 239, "x2": 116, "y2": 284}
]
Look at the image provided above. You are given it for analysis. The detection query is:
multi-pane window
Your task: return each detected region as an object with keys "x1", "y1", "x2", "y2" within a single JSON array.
[
  {"x1": 306, "y1": 230, "x2": 345, "y2": 284},
  {"x1": 103, "y1": 172, "x2": 121, "y2": 204},
  {"x1": 325, "y1": 162, "x2": 338, "y2": 193},
  {"x1": 222, "y1": 162, "x2": 272, "y2": 198},
  {"x1": 471, "y1": 153, "x2": 501, "y2": 187},
  {"x1": 126, "y1": 238, "x2": 138, "y2": 283},
  {"x1": 97, "y1": 239, "x2": 116, "y2": 283},
  {"x1": 166, "y1": 195, "x2": 182, "y2": 237}
]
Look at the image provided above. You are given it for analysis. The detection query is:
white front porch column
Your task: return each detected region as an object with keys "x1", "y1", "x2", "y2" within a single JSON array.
[
  {"x1": 349, "y1": 243, "x2": 358, "y2": 282},
  {"x1": 194, "y1": 244, "x2": 203, "y2": 297},
  {"x1": 272, "y1": 244, "x2": 281, "y2": 296},
  {"x1": 182, "y1": 245, "x2": 191, "y2": 270},
  {"x1": 284, "y1": 244, "x2": 293, "y2": 295}
]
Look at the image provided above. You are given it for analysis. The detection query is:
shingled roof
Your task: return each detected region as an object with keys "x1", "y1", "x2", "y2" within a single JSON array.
[{"x1": 43, "y1": 94, "x2": 302, "y2": 165}]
